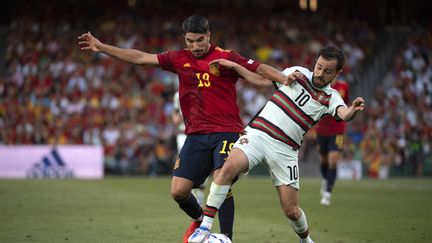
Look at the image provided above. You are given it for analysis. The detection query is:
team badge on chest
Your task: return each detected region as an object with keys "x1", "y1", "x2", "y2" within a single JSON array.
[{"x1": 209, "y1": 62, "x2": 220, "y2": 76}]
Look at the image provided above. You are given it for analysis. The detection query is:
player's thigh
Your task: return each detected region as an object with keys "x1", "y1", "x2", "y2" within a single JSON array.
[
  {"x1": 327, "y1": 134, "x2": 344, "y2": 152},
  {"x1": 213, "y1": 148, "x2": 249, "y2": 185},
  {"x1": 317, "y1": 135, "x2": 330, "y2": 155},
  {"x1": 328, "y1": 134, "x2": 344, "y2": 165},
  {"x1": 232, "y1": 132, "x2": 265, "y2": 173},
  {"x1": 174, "y1": 135, "x2": 213, "y2": 188},
  {"x1": 264, "y1": 142, "x2": 300, "y2": 189},
  {"x1": 212, "y1": 132, "x2": 241, "y2": 170}
]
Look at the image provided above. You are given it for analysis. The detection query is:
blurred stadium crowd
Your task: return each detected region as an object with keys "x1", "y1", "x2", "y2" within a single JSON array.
[
  {"x1": 0, "y1": 0, "x2": 431, "y2": 177},
  {"x1": 357, "y1": 28, "x2": 432, "y2": 177}
]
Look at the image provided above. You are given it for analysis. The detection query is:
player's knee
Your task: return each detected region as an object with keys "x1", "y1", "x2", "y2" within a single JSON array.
[
  {"x1": 328, "y1": 151, "x2": 340, "y2": 165},
  {"x1": 320, "y1": 154, "x2": 328, "y2": 164},
  {"x1": 216, "y1": 165, "x2": 237, "y2": 184},
  {"x1": 222, "y1": 162, "x2": 237, "y2": 178},
  {"x1": 283, "y1": 205, "x2": 301, "y2": 220},
  {"x1": 171, "y1": 187, "x2": 190, "y2": 201}
]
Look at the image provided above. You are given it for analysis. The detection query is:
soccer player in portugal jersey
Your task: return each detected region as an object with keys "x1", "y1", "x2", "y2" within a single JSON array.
[
  {"x1": 78, "y1": 15, "x2": 288, "y2": 242},
  {"x1": 315, "y1": 79, "x2": 350, "y2": 206},
  {"x1": 188, "y1": 45, "x2": 365, "y2": 243}
]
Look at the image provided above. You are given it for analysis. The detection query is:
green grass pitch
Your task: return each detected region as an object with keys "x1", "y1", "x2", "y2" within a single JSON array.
[{"x1": 1, "y1": 177, "x2": 431, "y2": 242}]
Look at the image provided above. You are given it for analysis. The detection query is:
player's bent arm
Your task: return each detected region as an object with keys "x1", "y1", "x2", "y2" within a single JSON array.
[
  {"x1": 256, "y1": 64, "x2": 295, "y2": 86},
  {"x1": 210, "y1": 59, "x2": 272, "y2": 87},
  {"x1": 336, "y1": 97, "x2": 365, "y2": 121},
  {"x1": 232, "y1": 63, "x2": 273, "y2": 87}
]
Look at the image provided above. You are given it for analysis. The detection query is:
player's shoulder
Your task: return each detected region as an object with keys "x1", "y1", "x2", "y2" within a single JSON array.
[
  {"x1": 159, "y1": 49, "x2": 191, "y2": 65},
  {"x1": 214, "y1": 46, "x2": 233, "y2": 53},
  {"x1": 323, "y1": 85, "x2": 345, "y2": 101},
  {"x1": 161, "y1": 48, "x2": 189, "y2": 57},
  {"x1": 282, "y1": 66, "x2": 312, "y2": 80},
  {"x1": 212, "y1": 46, "x2": 235, "y2": 59}
]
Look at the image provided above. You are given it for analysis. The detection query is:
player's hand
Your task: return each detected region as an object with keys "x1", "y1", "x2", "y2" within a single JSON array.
[
  {"x1": 78, "y1": 32, "x2": 102, "y2": 52},
  {"x1": 284, "y1": 71, "x2": 302, "y2": 86},
  {"x1": 209, "y1": 59, "x2": 238, "y2": 70},
  {"x1": 351, "y1": 97, "x2": 365, "y2": 111}
]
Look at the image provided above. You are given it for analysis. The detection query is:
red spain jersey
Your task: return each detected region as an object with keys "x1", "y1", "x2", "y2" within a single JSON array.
[
  {"x1": 157, "y1": 45, "x2": 260, "y2": 134},
  {"x1": 315, "y1": 79, "x2": 350, "y2": 136}
]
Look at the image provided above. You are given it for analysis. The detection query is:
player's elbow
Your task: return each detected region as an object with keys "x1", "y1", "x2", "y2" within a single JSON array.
[
  {"x1": 135, "y1": 52, "x2": 158, "y2": 66},
  {"x1": 256, "y1": 64, "x2": 271, "y2": 79}
]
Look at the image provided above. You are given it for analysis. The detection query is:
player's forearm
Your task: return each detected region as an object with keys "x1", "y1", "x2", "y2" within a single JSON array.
[
  {"x1": 256, "y1": 64, "x2": 289, "y2": 84},
  {"x1": 338, "y1": 97, "x2": 365, "y2": 121},
  {"x1": 233, "y1": 64, "x2": 272, "y2": 87},
  {"x1": 338, "y1": 106, "x2": 359, "y2": 121},
  {"x1": 97, "y1": 42, "x2": 158, "y2": 66}
]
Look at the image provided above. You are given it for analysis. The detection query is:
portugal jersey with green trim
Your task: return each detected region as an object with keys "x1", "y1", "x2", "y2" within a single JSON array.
[{"x1": 248, "y1": 66, "x2": 347, "y2": 150}]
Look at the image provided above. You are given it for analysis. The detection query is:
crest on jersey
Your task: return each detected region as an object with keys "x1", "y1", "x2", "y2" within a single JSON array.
[
  {"x1": 209, "y1": 62, "x2": 220, "y2": 76},
  {"x1": 239, "y1": 137, "x2": 249, "y2": 145}
]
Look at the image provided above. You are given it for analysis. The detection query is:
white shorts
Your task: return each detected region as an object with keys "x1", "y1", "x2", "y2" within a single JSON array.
[{"x1": 233, "y1": 127, "x2": 300, "y2": 189}]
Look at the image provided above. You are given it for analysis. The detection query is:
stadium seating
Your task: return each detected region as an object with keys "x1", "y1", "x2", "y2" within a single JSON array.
[{"x1": 1, "y1": 0, "x2": 430, "y2": 177}]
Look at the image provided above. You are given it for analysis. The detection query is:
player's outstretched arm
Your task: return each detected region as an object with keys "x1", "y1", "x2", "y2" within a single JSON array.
[
  {"x1": 210, "y1": 59, "x2": 272, "y2": 87},
  {"x1": 256, "y1": 64, "x2": 296, "y2": 86},
  {"x1": 78, "y1": 32, "x2": 159, "y2": 66},
  {"x1": 336, "y1": 97, "x2": 365, "y2": 121}
]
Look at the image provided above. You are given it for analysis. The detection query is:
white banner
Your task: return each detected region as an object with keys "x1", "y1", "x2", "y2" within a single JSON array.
[
  {"x1": 0, "y1": 145, "x2": 104, "y2": 179},
  {"x1": 337, "y1": 159, "x2": 362, "y2": 180}
]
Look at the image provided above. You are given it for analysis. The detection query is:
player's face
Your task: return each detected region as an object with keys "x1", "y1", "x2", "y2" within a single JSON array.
[
  {"x1": 184, "y1": 32, "x2": 211, "y2": 58},
  {"x1": 312, "y1": 56, "x2": 342, "y2": 88}
]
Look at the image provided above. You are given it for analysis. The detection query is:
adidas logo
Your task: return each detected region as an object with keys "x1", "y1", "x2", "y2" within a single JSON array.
[{"x1": 26, "y1": 148, "x2": 74, "y2": 178}]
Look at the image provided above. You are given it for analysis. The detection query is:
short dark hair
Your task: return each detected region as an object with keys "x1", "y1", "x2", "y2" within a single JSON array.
[
  {"x1": 182, "y1": 15, "x2": 210, "y2": 34},
  {"x1": 318, "y1": 45, "x2": 345, "y2": 71}
]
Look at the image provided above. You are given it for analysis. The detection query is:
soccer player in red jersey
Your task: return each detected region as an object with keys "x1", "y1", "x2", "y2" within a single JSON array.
[
  {"x1": 78, "y1": 15, "x2": 288, "y2": 242},
  {"x1": 314, "y1": 79, "x2": 350, "y2": 206}
]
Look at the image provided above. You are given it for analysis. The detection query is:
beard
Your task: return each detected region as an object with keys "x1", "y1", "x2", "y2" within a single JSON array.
[{"x1": 312, "y1": 77, "x2": 328, "y2": 88}]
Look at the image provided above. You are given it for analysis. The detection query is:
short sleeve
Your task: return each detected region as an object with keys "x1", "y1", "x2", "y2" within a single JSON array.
[
  {"x1": 157, "y1": 51, "x2": 176, "y2": 73},
  {"x1": 329, "y1": 93, "x2": 347, "y2": 117},
  {"x1": 228, "y1": 51, "x2": 260, "y2": 72}
]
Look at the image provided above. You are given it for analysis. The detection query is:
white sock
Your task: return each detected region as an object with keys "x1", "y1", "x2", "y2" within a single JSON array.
[
  {"x1": 200, "y1": 182, "x2": 230, "y2": 230},
  {"x1": 289, "y1": 208, "x2": 309, "y2": 235}
]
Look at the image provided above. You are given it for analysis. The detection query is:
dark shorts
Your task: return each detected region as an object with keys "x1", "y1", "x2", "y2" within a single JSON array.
[
  {"x1": 173, "y1": 132, "x2": 240, "y2": 188},
  {"x1": 317, "y1": 134, "x2": 344, "y2": 155}
]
